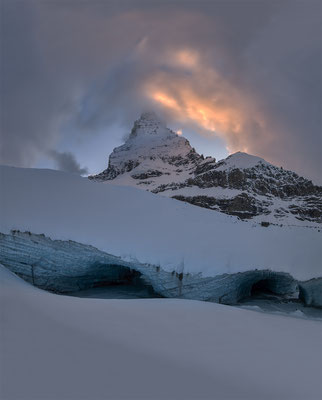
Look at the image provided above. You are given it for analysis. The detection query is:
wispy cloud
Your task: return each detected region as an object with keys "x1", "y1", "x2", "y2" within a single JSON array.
[
  {"x1": 1, "y1": 0, "x2": 321, "y2": 182},
  {"x1": 49, "y1": 150, "x2": 88, "y2": 176}
]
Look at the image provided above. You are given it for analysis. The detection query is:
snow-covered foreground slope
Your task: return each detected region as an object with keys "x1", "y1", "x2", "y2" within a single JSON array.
[
  {"x1": 0, "y1": 165, "x2": 321, "y2": 281},
  {"x1": 1, "y1": 265, "x2": 321, "y2": 400}
]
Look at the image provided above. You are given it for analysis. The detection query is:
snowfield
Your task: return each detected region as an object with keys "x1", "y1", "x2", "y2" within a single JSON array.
[
  {"x1": 1, "y1": 265, "x2": 322, "y2": 400},
  {"x1": 0, "y1": 165, "x2": 321, "y2": 281},
  {"x1": 1, "y1": 165, "x2": 322, "y2": 399}
]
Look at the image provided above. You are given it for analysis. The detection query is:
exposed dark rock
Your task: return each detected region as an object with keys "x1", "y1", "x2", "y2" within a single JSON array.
[
  {"x1": 261, "y1": 221, "x2": 270, "y2": 227},
  {"x1": 187, "y1": 165, "x2": 322, "y2": 199},
  {"x1": 187, "y1": 170, "x2": 229, "y2": 188},
  {"x1": 131, "y1": 170, "x2": 164, "y2": 179},
  {"x1": 172, "y1": 193, "x2": 269, "y2": 219},
  {"x1": 288, "y1": 198, "x2": 322, "y2": 222},
  {"x1": 194, "y1": 159, "x2": 217, "y2": 175}
]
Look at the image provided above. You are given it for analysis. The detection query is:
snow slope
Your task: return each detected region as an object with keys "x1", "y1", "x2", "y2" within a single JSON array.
[
  {"x1": 213, "y1": 151, "x2": 270, "y2": 171},
  {"x1": 0, "y1": 165, "x2": 321, "y2": 281},
  {"x1": 1, "y1": 264, "x2": 322, "y2": 400}
]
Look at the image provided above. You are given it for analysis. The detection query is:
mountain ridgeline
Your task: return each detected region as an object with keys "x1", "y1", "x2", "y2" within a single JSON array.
[{"x1": 89, "y1": 112, "x2": 322, "y2": 225}]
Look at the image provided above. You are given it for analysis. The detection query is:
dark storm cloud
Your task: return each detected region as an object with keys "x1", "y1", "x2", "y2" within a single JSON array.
[
  {"x1": 1, "y1": 0, "x2": 321, "y2": 182},
  {"x1": 49, "y1": 150, "x2": 88, "y2": 176}
]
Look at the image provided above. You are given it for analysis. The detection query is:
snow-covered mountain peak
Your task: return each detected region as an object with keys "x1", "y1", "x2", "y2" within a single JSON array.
[
  {"x1": 129, "y1": 111, "x2": 175, "y2": 141},
  {"x1": 214, "y1": 152, "x2": 270, "y2": 171},
  {"x1": 90, "y1": 114, "x2": 322, "y2": 226},
  {"x1": 90, "y1": 112, "x2": 202, "y2": 184}
]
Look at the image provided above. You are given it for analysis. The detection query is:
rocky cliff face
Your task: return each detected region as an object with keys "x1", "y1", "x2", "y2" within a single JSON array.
[{"x1": 90, "y1": 112, "x2": 322, "y2": 225}]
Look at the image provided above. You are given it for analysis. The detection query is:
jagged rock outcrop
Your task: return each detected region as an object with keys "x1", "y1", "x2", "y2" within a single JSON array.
[
  {"x1": 3, "y1": 230, "x2": 322, "y2": 307},
  {"x1": 90, "y1": 111, "x2": 204, "y2": 182},
  {"x1": 172, "y1": 193, "x2": 271, "y2": 219},
  {"x1": 90, "y1": 112, "x2": 322, "y2": 225}
]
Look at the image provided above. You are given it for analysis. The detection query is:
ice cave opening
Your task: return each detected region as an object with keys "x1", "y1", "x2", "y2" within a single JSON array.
[
  {"x1": 235, "y1": 276, "x2": 319, "y2": 315},
  {"x1": 64, "y1": 265, "x2": 162, "y2": 300},
  {"x1": 250, "y1": 279, "x2": 277, "y2": 297}
]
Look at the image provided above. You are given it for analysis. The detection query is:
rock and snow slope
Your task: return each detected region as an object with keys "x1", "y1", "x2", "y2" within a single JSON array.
[
  {"x1": 0, "y1": 165, "x2": 321, "y2": 283},
  {"x1": 1, "y1": 264, "x2": 322, "y2": 400},
  {"x1": 91, "y1": 111, "x2": 203, "y2": 187},
  {"x1": 90, "y1": 112, "x2": 322, "y2": 225}
]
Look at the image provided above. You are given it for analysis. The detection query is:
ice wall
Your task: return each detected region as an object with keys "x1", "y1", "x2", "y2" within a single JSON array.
[{"x1": 2, "y1": 231, "x2": 314, "y2": 306}]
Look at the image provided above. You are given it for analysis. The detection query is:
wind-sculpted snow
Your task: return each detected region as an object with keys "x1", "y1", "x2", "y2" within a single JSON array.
[
  {"x1": 0, "y1": 165, "x2": 321, "y2": 284},
  {"x1": 90, "y1": 113, "x2": 322, "y2": 225}
]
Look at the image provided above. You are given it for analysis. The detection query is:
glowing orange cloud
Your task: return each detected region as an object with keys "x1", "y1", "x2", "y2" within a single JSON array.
[
  {"x1": 175, "y1": 49, "x2": 199, "y2": 69},
  {"x1": 143, "y1": 48, "x2": 259, "y2": 154},
  {"x1": 147, "y1": 86, "x2": 245, "y2": 152},
  {"x1": 152, "y1": 93, "x2": 181, "y2": 111}
]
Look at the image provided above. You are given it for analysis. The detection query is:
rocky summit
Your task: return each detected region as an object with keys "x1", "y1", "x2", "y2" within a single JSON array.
[{"x1": 90, "y1": 112, "x2": 322, "y2": 225}]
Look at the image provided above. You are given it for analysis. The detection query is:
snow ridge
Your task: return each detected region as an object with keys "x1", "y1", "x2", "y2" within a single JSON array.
[{"x1": 214, "y1": 152, "x2": 270, "y2": 171}]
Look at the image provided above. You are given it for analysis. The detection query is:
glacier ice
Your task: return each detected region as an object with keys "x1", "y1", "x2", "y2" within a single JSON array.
[{"x1": 3, "y1": 230, "x2": 320, "y2": 306}]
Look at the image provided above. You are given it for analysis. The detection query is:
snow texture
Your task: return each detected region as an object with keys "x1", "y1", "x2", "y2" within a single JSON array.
[
  {"x1": 1, "y1": 264, "x2": 321, "y2": 400},
  {"x1": 214, "y1": 151, "x2": 270, "y2": 171},
  {"x1": 0, "y1": 165, "x2": 321, "y2": 281}
]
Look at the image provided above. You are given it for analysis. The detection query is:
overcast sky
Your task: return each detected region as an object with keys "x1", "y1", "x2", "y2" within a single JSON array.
[{"x1": 1, "y1": 0, "x2": 321, "y2": 183}]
